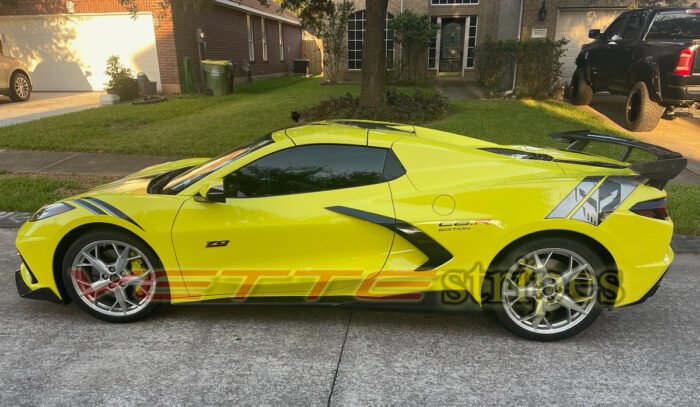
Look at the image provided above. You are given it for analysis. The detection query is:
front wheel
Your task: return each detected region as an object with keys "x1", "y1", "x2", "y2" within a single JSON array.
[
  {"x1": 484, "y1": 239, "x2": 610, "y2": 341},
  {"x1": 62, "y1": 230, "x2": 167, "y2": 323},
  {"x1": 569, "y1": 68, "x2": 593, "y2": 106},
  {"x1": 9, "y1": 72, "x2": 31, "y2": 102},
  {"x1": 624, "y1": 81, "x2": 664, "y2": 132}
]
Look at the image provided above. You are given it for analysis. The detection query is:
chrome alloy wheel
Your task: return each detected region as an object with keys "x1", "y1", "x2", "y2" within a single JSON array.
[
  {"x1": 501, "y1": 248, "x2": 598, "y2": 335},
  {"x1": 14, "y1": 75, "x2": 30, "y2": 99},
  {"x1": 70, "y1": 240, "x2": 157, "y2": 317}
]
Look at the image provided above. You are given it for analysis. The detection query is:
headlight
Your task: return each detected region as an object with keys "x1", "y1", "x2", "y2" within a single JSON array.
[{"x1": 29, "y1": 202, "x2": 75, "y2": 222}]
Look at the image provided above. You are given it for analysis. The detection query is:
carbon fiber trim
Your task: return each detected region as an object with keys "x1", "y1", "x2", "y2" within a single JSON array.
[{"x1": 325, "y1": 206, "x2": 453, "y2": 271}]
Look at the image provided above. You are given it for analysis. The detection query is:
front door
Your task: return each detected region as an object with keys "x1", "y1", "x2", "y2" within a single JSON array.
[
  {"x1": 171, "y1": 144, "x2": 398, "y2": 299},
  {"x1": 439, "y1": 19, "x2": 465, "y2": 73}
]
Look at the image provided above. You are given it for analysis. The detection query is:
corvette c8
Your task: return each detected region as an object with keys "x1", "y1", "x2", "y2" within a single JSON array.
[{"x1": 14, "y1": 121, "x2": 685, "y2": 341}]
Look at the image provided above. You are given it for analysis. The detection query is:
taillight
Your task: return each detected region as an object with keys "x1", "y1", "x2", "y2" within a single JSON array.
[
  {"x1": 674, "y1": 48, "x2": 695, "y2": 76},
  {"x1": 630, "y1": 198, "x2": 668, "y2": 220}
]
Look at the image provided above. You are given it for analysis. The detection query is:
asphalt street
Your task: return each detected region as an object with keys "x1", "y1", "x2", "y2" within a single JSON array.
[{"x1": 1, "y1": 228, "x2": 699, "y2": 406}]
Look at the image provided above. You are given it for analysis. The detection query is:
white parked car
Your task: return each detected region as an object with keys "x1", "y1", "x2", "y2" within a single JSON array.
[{"x1": 0, "y1": 40, "x2": 31, "y2": 102}]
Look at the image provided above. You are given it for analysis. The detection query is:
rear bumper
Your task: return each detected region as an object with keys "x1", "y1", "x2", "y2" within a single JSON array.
[
  {"x1": 621, "y1": 263, "x2": 670, "y2": 307},
  {"x1": 15, "y1": 268, "x2": 63, "y2": 304},
  {"x1": 663, "y1": 84, "x2": 700, "y2": 104}
]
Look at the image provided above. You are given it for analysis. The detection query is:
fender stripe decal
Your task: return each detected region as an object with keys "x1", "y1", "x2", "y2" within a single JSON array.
[
  {"x1": 326, "y1": 206, "x2": 453, "y2": 271},
  {"x1": 73, "y1": 198, "x2": 107, "y2": 215},
  {"x1": 83, "y1": 197, "x2": 144, "y2": 230}
]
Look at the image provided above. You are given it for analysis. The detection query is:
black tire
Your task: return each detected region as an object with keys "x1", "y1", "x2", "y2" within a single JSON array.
[
  {"x1": 9, "y1": 72, "x2": 31, "y2": 102},
  {"x1": 482, "y1": 238, "x2": 611, "y2": 341},
  {"x1": 569, "y1": 68, "x2": 593, "y2": 106},
  {"x1": 624, "y1": 81, "x2": 664, "y2": 132},
  {"x1": 62, "y1": 229, "x2": 167, "y2": 323}
]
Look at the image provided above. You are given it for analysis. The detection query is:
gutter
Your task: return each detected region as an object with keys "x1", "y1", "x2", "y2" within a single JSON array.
[{"x1": 214, "y1": 0, "x2": 301, "y2": 26}]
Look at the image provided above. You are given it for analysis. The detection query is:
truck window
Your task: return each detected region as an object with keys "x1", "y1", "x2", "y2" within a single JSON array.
[
  {"x1": 646, "y1": 12, "x2": 700, "y2": 40},
  {"x1": 621, "y1": 14, "x2": 644, "y2": 39}
]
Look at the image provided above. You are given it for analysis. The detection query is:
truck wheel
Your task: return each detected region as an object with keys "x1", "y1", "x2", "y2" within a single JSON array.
[
  {"x1": 624, "y1": 81, "x2": 664, "y2": 132},
  {"x1": 9, "y1": 72, "x2": 31, "y2": 102},
  {"x1": 569, "y1": 68, "x2": 593, "y2": 106}
]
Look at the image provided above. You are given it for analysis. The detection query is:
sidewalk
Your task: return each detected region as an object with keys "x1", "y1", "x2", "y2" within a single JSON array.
[{"x1": 0, "y1": 149, "x2": 177, "y2": 177}]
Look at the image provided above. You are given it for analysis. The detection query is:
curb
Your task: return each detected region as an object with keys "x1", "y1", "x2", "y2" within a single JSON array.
[
  {"x1": 2, "y1": 210, "x2": 700, "y2": 255},
  {"x1": 0, "y1": 211, "x2": 30, "y2": 229},
  {"x1": 671, "y1": 235, "x2": 700, "y2": 254}
]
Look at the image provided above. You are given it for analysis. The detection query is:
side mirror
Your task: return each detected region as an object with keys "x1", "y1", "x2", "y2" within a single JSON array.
[
  {"x1": 195, "y1": 183, "x2": 226, "y2": 203},
  {"x1": 588, "y1": 29, "x2": 601, "y2": 39}
]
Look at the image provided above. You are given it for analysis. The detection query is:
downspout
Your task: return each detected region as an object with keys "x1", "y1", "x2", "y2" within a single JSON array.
[{"x1": 505, "y1": 0, "x2": 524, "y2": 95}]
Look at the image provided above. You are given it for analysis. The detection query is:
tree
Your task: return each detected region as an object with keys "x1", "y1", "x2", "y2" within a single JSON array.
[
  {"x1": 359, "y1": 0, "x2": 389, "y2": 107},
  {"x1": 317, "y1": 0, "x2": 354, "y2": 85},
  {"x1": 390, "y1": 11, "x2": 437, "y2": 85}
]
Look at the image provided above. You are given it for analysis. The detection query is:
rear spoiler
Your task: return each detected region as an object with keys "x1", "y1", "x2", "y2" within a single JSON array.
[{"x1": 550, "y1": 130, "x2": 687, "y2": 189}]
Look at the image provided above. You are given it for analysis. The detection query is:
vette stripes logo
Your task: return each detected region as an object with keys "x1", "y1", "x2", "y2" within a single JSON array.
[{"x1": 72, "y1": 197, "x2": 144, "y2": 230}]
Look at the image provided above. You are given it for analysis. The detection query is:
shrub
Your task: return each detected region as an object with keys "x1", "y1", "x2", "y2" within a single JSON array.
[
  {"x1": 475, "y1": 38, "x2": 568, "y2": 99},
  {"x1": 389, "y1": 11, "x2": 438, "y2": 85},
  {"x1": 104, "y1": 55, "x2": 139, "y2": 101},
  {"x1": 298, "y1": 89, "x2": 451, "y2": 123},
  {"x1": 317, "y1": 0, "x2": 354, "y2": 85}
]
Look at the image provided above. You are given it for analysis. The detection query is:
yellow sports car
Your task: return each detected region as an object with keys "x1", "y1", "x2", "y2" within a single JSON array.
[{"x1": 15, "y1": 121, "x2": 685, "y2": 341}]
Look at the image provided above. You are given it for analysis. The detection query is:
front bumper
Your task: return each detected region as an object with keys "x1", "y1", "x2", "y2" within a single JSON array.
[{"x1": 15, "y1": 269, "x2": 63, "y2": 304}]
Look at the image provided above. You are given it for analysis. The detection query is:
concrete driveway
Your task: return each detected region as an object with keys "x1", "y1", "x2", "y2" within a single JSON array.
[
  {"x1": 581, "y1": 94, "x2": 700, "y2": 178},
  {"x1": 1, "y1": 229, "x2": 698, "y2": 405},
  {"x1": 0, "y1": 92, "x2": 103, "y2": 127}
]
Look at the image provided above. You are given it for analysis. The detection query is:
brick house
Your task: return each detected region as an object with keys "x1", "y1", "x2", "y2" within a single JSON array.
[
  {"x1": 337, "y1": 0, "x2": 641, "y2": 83},
  {"x1": 0, "y1": 0, "x2": 303, "y2": 94}
]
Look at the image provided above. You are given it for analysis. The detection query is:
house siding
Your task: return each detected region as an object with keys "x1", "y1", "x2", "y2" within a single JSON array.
[{"x1": 172, "y1": 6, "x2": 301, "y2": 87}]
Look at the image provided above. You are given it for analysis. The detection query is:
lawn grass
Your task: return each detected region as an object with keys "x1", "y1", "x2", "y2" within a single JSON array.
[
  {"x1": 0, "y1": 77, "x2": 357, "y2": 157},
  {"x1": 0, "y1": 174, "x2": 116, "y2": 212},
  {"x1": 667, "y1": 184, "x2": 700, "y2": 236},
  {"x1": 1, "y1": 76, "x2": 698, "y2": 234}
]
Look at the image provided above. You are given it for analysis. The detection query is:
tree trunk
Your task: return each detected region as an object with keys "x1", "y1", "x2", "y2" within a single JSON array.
[{"x1": 359, "y1": 0, "x2": 389, "y2": 107}]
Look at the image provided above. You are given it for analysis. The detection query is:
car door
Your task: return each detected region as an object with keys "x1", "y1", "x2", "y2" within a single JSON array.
[
  {"x1": 588, "y1": 14, "x2": 628, "y2": 88},
  {"x1": 609, "y1": 11, "x2": 646, "y2": 91},
  {"x1": 171, "y1": 144, "x2": 400, "y2": 299}
]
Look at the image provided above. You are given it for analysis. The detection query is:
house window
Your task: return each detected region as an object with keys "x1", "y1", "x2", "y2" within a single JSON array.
[
  {"x1": 431, "y1": 0, "x2": 478, "y2": 4},
  {"x1": 428, "y1": 17, "x2": 438, "y2": 69},
  {"x1": 278, "y1": 22, "x2": 285, "y2": 61},
  {"x1": 247, "y1": 15, "x2": 255, "y2": 61},
  {"x1": 347, "y1": 11, "x2": 394, "y2": 70},
  {"x1": 465, "y1": 16, "x2": 477, "y2": 69},
  {"x1": 261, "y1": 17, "x2": 268, "y2": 62}
]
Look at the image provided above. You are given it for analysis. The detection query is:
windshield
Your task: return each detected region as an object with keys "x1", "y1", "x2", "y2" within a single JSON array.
[
  {"x1": 162, "y1": 134, "x2": 274, "y2": 195},
  {"x1": 647, "y1": 12, "x2": 700, "y2": 40}
]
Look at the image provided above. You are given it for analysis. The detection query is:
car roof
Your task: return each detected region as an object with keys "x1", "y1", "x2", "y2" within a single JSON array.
[{"x1": 282, "y1": 120, "x2": 415, "y2": 145}]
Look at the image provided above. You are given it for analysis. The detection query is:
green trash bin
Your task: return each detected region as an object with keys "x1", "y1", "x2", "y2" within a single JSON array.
[{"x1": 201, "y1": 60, "x2": 233, "y2": 96}]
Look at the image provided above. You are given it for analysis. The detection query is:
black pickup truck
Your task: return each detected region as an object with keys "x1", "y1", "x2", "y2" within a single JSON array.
[{"x1": 570, "y1": 7, "x2": 700, "y2": 131}]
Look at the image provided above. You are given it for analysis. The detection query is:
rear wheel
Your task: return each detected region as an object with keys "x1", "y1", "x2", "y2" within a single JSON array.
[
  {"x1": 484, "y1": 238, "x2": 607, "y2": 341},
  {"x1": 624, "y1": 81, "x2": 664, "y2": 132},
  {"x1": 569, "y1": 68, "x2": 593, "y2": 106},
  {"x1": 62, "y1": 230, "x2": 166, "y2": 323},
  {"x1": 9, "y1": 72, "x2": 31, "y2": 102}
]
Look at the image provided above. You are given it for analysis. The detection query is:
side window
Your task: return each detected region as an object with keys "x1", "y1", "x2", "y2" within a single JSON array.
[
  {"x1": 224, "y1": 145, "x2": 404, "y2": 198},
  {"x1": 620, "y1": 13, "x2": 643, "y2": 40},
  {"x1": 604, "y1": 15, "x2": 627, "y2": 40}
]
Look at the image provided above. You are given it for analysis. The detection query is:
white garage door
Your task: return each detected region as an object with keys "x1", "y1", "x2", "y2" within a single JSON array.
[
  {"x1": 555, "y1": 9, "x2": 623, "y2": 83},
  {"x1": 0, "y1": 13, "x2": 161, "y2": 91}
]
